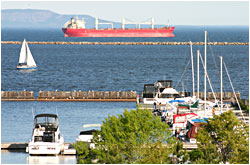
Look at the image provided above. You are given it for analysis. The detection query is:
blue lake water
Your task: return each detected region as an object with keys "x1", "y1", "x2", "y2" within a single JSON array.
[{"x1": 1, "y1": 26, "x2": 249, "y2": 164}]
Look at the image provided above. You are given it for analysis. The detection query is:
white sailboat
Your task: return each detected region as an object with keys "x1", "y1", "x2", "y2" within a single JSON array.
[{"x1": 16, "y1": 39, "x2": 37, "y2": 69}]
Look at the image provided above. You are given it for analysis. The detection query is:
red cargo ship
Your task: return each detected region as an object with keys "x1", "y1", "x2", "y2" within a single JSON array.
[{"x1": 62, "y1": 17, "x2": 175, "y2": 37}]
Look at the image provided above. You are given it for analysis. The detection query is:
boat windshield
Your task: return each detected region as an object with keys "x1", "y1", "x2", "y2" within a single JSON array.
[
  {"x1": 160, "y1": 94, "x2": 180, "y2": 98},
  {"x1": 35, "y1": 116, "x2": 58, "y2": 128}
]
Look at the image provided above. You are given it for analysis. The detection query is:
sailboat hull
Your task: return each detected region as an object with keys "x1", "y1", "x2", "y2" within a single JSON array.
[{"x1": 16, "y1": 65, "x2": 37, "y2": 70}]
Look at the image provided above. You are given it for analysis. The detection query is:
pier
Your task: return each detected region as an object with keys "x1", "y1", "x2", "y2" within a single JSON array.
[
  {"x1": 1, "y1": 142, "x2": 76, "y2": 155},
  {"x1": 1, "y1": 142, "x2": 197, "y2": 152},
  {"x1": 1, "y1": 41, "x2": 249, "y2": 45}
]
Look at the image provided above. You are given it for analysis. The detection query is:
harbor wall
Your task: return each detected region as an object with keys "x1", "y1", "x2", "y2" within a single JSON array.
[
  {"x1": 193, "y1": 91, "x2": 240, "y2": 100},
  {"x1": 1, "y1": 91, "x2": 35, "y2": 100},
  {"x1": 2, "y1": 41, "x2": 249, "y2": 45},
  {"x1": 1, "y1": 90, "x2": 241, "y2": 102},
  {"x1": 1, "y1": 91, "x2": 137, "y2": 101}
]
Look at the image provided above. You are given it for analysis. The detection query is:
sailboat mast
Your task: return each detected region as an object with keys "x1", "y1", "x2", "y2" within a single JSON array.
[
  {"x1": 190, "y1": 41, "x2": 195, "y2": 96},
  {"x1": 25, "y1": 40, "x2": 28, "y2": 64},
  {"x1": 204, "y1": 31, "x2": 207, "y2": 113},
  {"x1": 220, "y1": 56, "x2": 223, "y2": 113},
  {"x1": 197, "y1": 50, "x2": 200, "y2": 99}
]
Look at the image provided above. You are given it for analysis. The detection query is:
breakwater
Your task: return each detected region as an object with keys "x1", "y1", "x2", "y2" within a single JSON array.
[
  {"x1": 1, "y1": 41, "x2": 249, "y2": 45},
  {"x1": 1, "y1": 91, "x2": 241, "y2": 102},
  {"x1": 1, "y1": 91, "x2": 137, "y2": 101}
]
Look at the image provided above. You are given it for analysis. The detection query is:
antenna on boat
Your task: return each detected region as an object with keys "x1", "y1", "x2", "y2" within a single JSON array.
[
  {"x1": 32, "y1": 106, "x2": 34, "y2": 119},
  {"x1": 56, "y1": 106, "x2": 58, "y2": 116}
]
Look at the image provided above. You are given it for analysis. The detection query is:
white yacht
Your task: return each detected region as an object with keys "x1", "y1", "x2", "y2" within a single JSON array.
[
  {"x1": 76, "y1": 124, "x2": 101, "y2": 149},
  {"x1": 142, "y1": 80, "x2": 194, "y2": 105},
  {"x1": 27, "y1": 114, "x2": 64, "y2": 155}
]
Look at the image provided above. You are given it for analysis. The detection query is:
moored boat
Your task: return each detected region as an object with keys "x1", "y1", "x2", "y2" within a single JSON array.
[
  {"x1": 27, "y1": 114, "x2": 64, "y2": 155},
  {"x1": 142, "y1": 80, "x2": 194, "y2": 105},
  {"x1": 76, "y1": 124, "x2": 101, "y2": 149}
]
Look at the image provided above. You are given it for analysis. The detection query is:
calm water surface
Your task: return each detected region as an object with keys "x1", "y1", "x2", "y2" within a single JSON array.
[
  {"x1": 1, "y1": 26, "x2": 249, "y2": 164},
  {"x1": 1, "y1": 102, "x2": 136, "y2": 164}
]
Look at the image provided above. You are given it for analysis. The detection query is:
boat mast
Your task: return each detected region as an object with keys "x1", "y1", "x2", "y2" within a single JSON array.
[
  {"x1": 190, "y1": 41, "x2": 195, "y2": 97},
  {"x1": 197, "y1": 50, "x2": 200, "y2": 99},
  {"x1": 220, "y1": 56, "x2": 223, "y2": 114},
  {"x1": 204, "y1": 31, "x2": 207, "y2": 114},
  {"x1": 95, "y1": 17, "x2": 98, "y2": 30},
  {"x1": 122, "y1": 18, "x2": 125, "y2": 29},
  {"x1": 151, "y1": 18, "x2": 154, "y2": 29}
]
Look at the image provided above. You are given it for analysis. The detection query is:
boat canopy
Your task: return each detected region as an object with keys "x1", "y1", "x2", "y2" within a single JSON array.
[
  {"x1": 35, "y1": 114, "x2": 58, "y2": 118},
  {"x1": 34, "y1": 114, "x2": 58, "y2": 129}
]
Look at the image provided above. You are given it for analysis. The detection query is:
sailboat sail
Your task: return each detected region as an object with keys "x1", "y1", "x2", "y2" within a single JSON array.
[
  {"x1": 18, "y1": 40, "x2": 27, "y2": 64},
  {"x1": 25, "y1": 41, "x2": 36, "y2": 66},
  {"x1": 17, "y1": 39, "x2": 37, "y2": 69}
]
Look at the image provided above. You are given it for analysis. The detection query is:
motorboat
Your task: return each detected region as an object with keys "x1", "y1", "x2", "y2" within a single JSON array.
[
  {"x1": 27, "y1": 114, "x2": 64, "y2": 155},
  {"x1": 142, "y1": 80, "x2": 195, "y2": 105},
  {"x1": 76, "y1": 124, "x2": 101, "y2": 149}
]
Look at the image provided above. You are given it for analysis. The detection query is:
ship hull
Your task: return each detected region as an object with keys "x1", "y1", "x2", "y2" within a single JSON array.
[{"x1": 62, "y1": 27, "x2": 175, "y2": 37}]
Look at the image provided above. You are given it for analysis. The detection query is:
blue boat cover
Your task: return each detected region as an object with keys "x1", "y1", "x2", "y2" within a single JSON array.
[
  {"x1": 168, "y1": 100, "x2": 185, "y2": 103},
  {"x1": 191, "y1": 118, "x2": 208, "y2": 123}
]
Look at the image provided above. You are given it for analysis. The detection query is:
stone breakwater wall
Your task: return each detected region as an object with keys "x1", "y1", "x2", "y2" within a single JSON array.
[
  {"x1": 1, "y1": 91, "x2": 35, "y2": 100},
  {"x1": 2, "y1": 91, "x2": 241, "y2": 101},
  {"x1": 1, "y1": 91, "x2": 137, "y2": 101},
  {"x1": 1, "y1": 41, "x2": 249, "y2": 45},
  {"x1": 193, "y1": 92, "x2": 241, "y2": 100}
]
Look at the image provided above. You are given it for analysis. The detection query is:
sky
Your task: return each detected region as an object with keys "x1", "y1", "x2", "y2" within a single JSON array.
[{"x1": 1, "y1": 0, "x2": 249, "y2": 25}]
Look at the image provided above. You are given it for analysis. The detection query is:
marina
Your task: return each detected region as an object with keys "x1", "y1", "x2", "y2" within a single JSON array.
[{"x1": 1, "y1": 13, "x2": 249, "y2": 164}]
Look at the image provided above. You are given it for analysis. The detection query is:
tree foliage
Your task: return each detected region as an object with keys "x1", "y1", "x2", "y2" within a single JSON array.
[
  {"x1": 189, "y1": 110, "x2": 249, "y2": 164},
  {"x1": 73, "y1": 141, "x2": 96, "y2": 164},
  {"x1": 239, "y1": 99, "x2": 249, "y2": 114},
  {"x1": 75, "y1": 108, "x2": 178, "y2": 164}
]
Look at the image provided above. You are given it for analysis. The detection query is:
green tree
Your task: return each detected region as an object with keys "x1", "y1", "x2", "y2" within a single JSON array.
[
  {"x1": 73, "y1": 141, "x2": 90, "y2": 164},
  {"x1": 239, "y1": 99, "x2": 249, "y2": 114},
  {"x1": 189, "y1": 110, "x2": 249, "y2": 164},
  {"x1": 76, "y1": 108, "x2": 178, "y2": 164}
]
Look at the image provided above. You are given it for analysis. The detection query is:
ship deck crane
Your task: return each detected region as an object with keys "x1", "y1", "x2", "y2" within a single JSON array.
[
  {"x1": 95, "y1": 17, "x2": 114, "y2": 30},
  {"x1": 122, "y1": 18, "x2": 154, "y2": 29}
]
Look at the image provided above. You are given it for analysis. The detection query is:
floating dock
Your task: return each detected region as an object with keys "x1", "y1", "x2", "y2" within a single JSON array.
[
  {"x1": 1, "y1": 142, "x2": 76, "y2": 155},
  {"x1": 1, "y1": 142, "x2": 197, "y2": 152},
  {"x1": 1, "y1": 41, "x2": 249, "y2": 45}
]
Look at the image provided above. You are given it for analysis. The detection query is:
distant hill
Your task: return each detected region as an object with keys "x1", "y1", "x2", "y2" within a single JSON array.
[
  {"x1": 1, "y1": 9, "x2": 166, "y2": 29},
  {"x1": 1, "y1": 9, "x2": 132, "y2": 29},
  {"x1": 1, "y1": 9, "x2": 120, "y2": 29}
]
